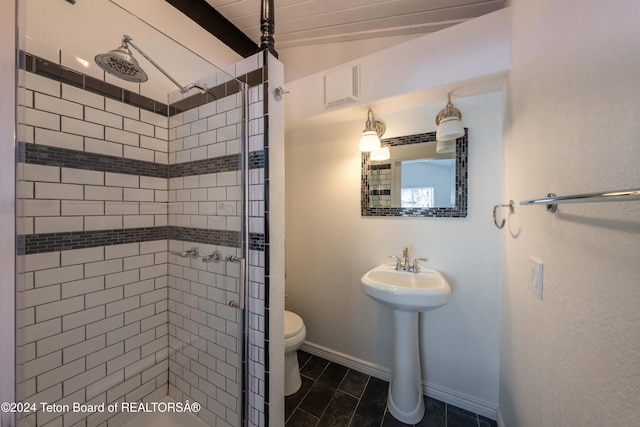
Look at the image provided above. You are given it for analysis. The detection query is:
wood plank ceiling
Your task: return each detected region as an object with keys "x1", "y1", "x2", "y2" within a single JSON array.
[
  {"x1": 205, "y1": 0, "x2": 507, "y2": 48},
  {"x1": 167, "y1": 0, "x2": 507, "y2": 57}
]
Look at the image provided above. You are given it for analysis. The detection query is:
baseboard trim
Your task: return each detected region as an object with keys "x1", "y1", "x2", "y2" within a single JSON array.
[{"x1": 300, "y1": 341, "x2": 497, "y2": 421}]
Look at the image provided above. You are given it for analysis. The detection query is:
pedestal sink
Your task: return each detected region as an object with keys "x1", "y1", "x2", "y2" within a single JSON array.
[{"x1": 361, "y1": 263, "x2": 451, "y2": 424}]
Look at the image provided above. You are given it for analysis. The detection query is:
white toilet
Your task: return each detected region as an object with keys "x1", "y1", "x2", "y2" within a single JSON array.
[{"x1": 284, "y1": 310, "x2": 306, "y2": 396}]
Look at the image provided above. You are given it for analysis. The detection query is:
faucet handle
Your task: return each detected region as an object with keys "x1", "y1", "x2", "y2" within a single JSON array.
[
  {"x1": 180, "y1": 247, "x2": 199, "y2": 258},
  {"x1": 202, "y1": 251, "x2": 221, "y2": 263},
  {"x1": 389, "y1": 255, "x2": 403, "y2": 270},
  {"x1": 411, "y1": 257, "x2": 429, "y2": 272}
]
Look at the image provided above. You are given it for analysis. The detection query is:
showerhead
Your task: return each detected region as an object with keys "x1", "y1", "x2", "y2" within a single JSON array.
[
  {"x1": 95, "y1": 35, "x2": 206, "y2": 94},
  {"x1": 95, "y1": 38, "x2": 148, "y2": 83}
]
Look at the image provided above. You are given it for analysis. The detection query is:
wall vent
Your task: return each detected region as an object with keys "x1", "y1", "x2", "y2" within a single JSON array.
[{"x1": 324, "y1": 65, "x2": 359, "y2": 109}]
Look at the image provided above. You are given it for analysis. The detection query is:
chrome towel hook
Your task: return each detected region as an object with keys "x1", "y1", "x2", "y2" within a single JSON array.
[{"x1": 493, "y1": 200, "x2": 514, "y2": 229}]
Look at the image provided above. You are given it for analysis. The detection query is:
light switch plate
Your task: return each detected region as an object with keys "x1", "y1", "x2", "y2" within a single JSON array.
[{"x1": 529, "y1": 257, "x2": 543, "y2": 300}]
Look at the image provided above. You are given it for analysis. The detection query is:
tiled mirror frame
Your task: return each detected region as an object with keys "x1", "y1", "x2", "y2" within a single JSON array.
[{"x1": 361, "y1": 130, "x2": 468, "y2": 217}]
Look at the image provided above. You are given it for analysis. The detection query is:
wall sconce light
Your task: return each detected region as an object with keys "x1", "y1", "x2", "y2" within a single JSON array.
[
  {"x1": 435, "y1": 94, "x2": 464, "y2": 153},
  {"x1": 370, "y1": 146, "x2": 390, "y2": 161},
  {"x1": 359, "y1": 109, "x2": 385, "y2": 152}
]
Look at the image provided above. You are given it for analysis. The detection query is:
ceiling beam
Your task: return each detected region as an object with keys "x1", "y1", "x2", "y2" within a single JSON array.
[{"x1": 165, "y1": 0, "x2": 260, "y2": 58}]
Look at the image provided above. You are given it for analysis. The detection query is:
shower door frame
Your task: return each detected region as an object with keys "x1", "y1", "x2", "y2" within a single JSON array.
[
  {"x1": 165, "y1": 78, "x2": 252, "y2": 426},
  {"x1": 239, "y1": 85, "x2": 250, "y2": 426},
  {"x1": 0, "y1": 1, "x2": 17, "y2": 427}
]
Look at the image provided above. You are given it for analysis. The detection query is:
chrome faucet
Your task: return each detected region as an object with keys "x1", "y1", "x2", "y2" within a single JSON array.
[
  {"x1": 180, "y1": 247, "x2": 199, "y2": 258},
  {"x1": 402, "y1": 247, "x2": 410, "y2": 270},
  {"x1": 389, "y1": 247, "x2": 429, "y2": 272}
]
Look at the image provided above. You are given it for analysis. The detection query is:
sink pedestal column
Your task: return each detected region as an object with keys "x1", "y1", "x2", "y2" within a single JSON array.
[{"x1": 388, "y1": 310, "x2": 425, "y2": 424}]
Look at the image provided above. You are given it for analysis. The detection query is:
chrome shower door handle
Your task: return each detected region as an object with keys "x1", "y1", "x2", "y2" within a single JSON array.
[{"x1": 227, "y1": 255, "x2": 245, "y2": 310}]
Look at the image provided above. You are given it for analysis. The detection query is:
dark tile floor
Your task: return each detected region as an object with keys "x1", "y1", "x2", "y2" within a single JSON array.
[{"x1": 285, "y1": 351, "x2": 498, "y2": 427}]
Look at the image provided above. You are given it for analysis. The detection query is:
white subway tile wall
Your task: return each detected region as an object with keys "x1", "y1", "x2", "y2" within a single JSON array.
[
  {"x1": 17, "y1": 45, "x2": 268, "y2": 427},
  {"x1": 16, "y1": 241, "x2": 169, "y2": 427},
  {"x1": 16, "y1": 47, "x2": 269, "y2": 427},
  {"x1": 18, "y1": 60, "x2": 160, "y2": 422},
  {"x1": 164, "y1": 58, "x2": 267, "y2": 425},
  {"x1": 247, "y1": 76, "x2": 267, "y2": 427}
]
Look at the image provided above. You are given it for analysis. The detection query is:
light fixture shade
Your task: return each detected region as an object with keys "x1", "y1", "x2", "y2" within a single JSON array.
[
  {"x1": 370, "y1": 146, "x2": 390, "y2": 161},
  {"x1": 359, "y1": 130, "x2": 381, "y2": 152},
  {"x1": 436, "y1": 139, "x2": 456, "y2": 154},
  {"x1": 436, "y1": 116, "x2": 465, "y2": 142},
  {"x1": 435, "y1": 94, "x2": 465, "y2": 142},
  {"x1": 359, "y1": 109, "x2": 385, "y2": 152}
]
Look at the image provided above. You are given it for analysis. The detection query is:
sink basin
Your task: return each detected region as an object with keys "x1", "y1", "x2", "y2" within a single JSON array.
[
  {"x1": 361, "y1": 263, "x2": 451, "y2": 312},
  {"x1": 360, "y1": 262, "x2": 451, "y2": 423}
]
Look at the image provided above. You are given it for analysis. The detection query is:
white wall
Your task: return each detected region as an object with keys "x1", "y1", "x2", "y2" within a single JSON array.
[
  {"x1": 283, "y1": 9, "x2": 510, "y2": 417},
  {"x1": 284, "y1": 9, "x2": 510, "y2": 129},
  {"x1": 500, "y1": 0, "x2": 640, "y2": 425},
  {"x1": 285, "y1": 92, "x2": 503, "y2": 415},
  {"x1": 278, "y1": 35, "x2": 420, "y2": 82}
]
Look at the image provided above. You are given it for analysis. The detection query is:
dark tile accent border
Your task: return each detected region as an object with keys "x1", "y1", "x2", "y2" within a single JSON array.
[
  {"x1": 243, "y1": 69, "x2": 264, "y2": 87},
  {"x1": 24, "y1": 52, "x2": 265, "y2": 117},
  {"x1": 17, "y1": 226, "x2": 265, "y2": 255},
  {"x1": 26, "y1": 53, "x2": 168, "y2": 115},
  {"x1": 248, "y1": 150, "x2": 264, "y2": 169},
  {"x1": 168, "y1": 71, "x2": 266, "y2": 115},
  {"x1": 169, "y1": 81, "x2": 243, "y2": 115},
  {"x1": 19, "y1": 227, "x2": 167, "y2": 255},
  {"x1": 30, "y1": 53, "x2": 84, "y2": 88},
  {"x1": 169, "y1": 154, "x2": 239, "y2": 178},
  {"x1": 249, "y1": 232, "x2": 265, "y2": 251},
  {"x1": 21, "y1": 142, "x2": 169, "y2": 178},
  {"x1": 361, "y1": 131, "x2": 468, "y2": 218},
  {"x1": 21, "y1": 142, "x2": 265, "y2": 178},
  {"x1": 168, "y1": 226, "x2": 240, "y2": 248}
]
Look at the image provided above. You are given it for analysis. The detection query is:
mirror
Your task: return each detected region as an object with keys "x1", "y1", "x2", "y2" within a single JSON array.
[{"x1": 361, "y1": 131, "x2": 468, "y2": 217}]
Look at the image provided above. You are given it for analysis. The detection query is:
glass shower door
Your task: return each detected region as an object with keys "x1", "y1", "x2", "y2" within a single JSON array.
[
  {"x1": 13, "y1": 1, "x2": 255, "y2": 426},
  {"x1": 166, "y1": 75, "x2": 249, "y2": 427}
]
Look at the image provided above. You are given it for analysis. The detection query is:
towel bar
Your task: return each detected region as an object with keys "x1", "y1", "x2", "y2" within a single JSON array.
[{"x1": 519, "y1": 188, "x2": 640, "y2": 213}]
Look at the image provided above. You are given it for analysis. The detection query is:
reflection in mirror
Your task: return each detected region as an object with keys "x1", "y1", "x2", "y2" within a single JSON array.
[{"x1": 361, "y1": 131, "x2": 468, "y2": 217}]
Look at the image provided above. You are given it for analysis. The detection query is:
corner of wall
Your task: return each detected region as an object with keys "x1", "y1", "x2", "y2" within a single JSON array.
[{"x1": 265, "y1": 51, "x2": 286, "y2": 427}]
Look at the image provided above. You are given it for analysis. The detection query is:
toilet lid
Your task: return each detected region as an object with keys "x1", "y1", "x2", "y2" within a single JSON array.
[{"x1": 284, "y1": 311, "x2": 304, "y2": 339}]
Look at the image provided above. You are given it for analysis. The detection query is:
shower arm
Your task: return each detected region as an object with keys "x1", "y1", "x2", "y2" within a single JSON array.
[{"x1": 122, "y1": 35, "x2": 201, "y2": 94}]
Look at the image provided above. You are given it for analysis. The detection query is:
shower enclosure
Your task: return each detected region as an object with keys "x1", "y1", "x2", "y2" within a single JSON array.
[{"x1": 2, "y1": 0, "x2": 283, "y2": 426}]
